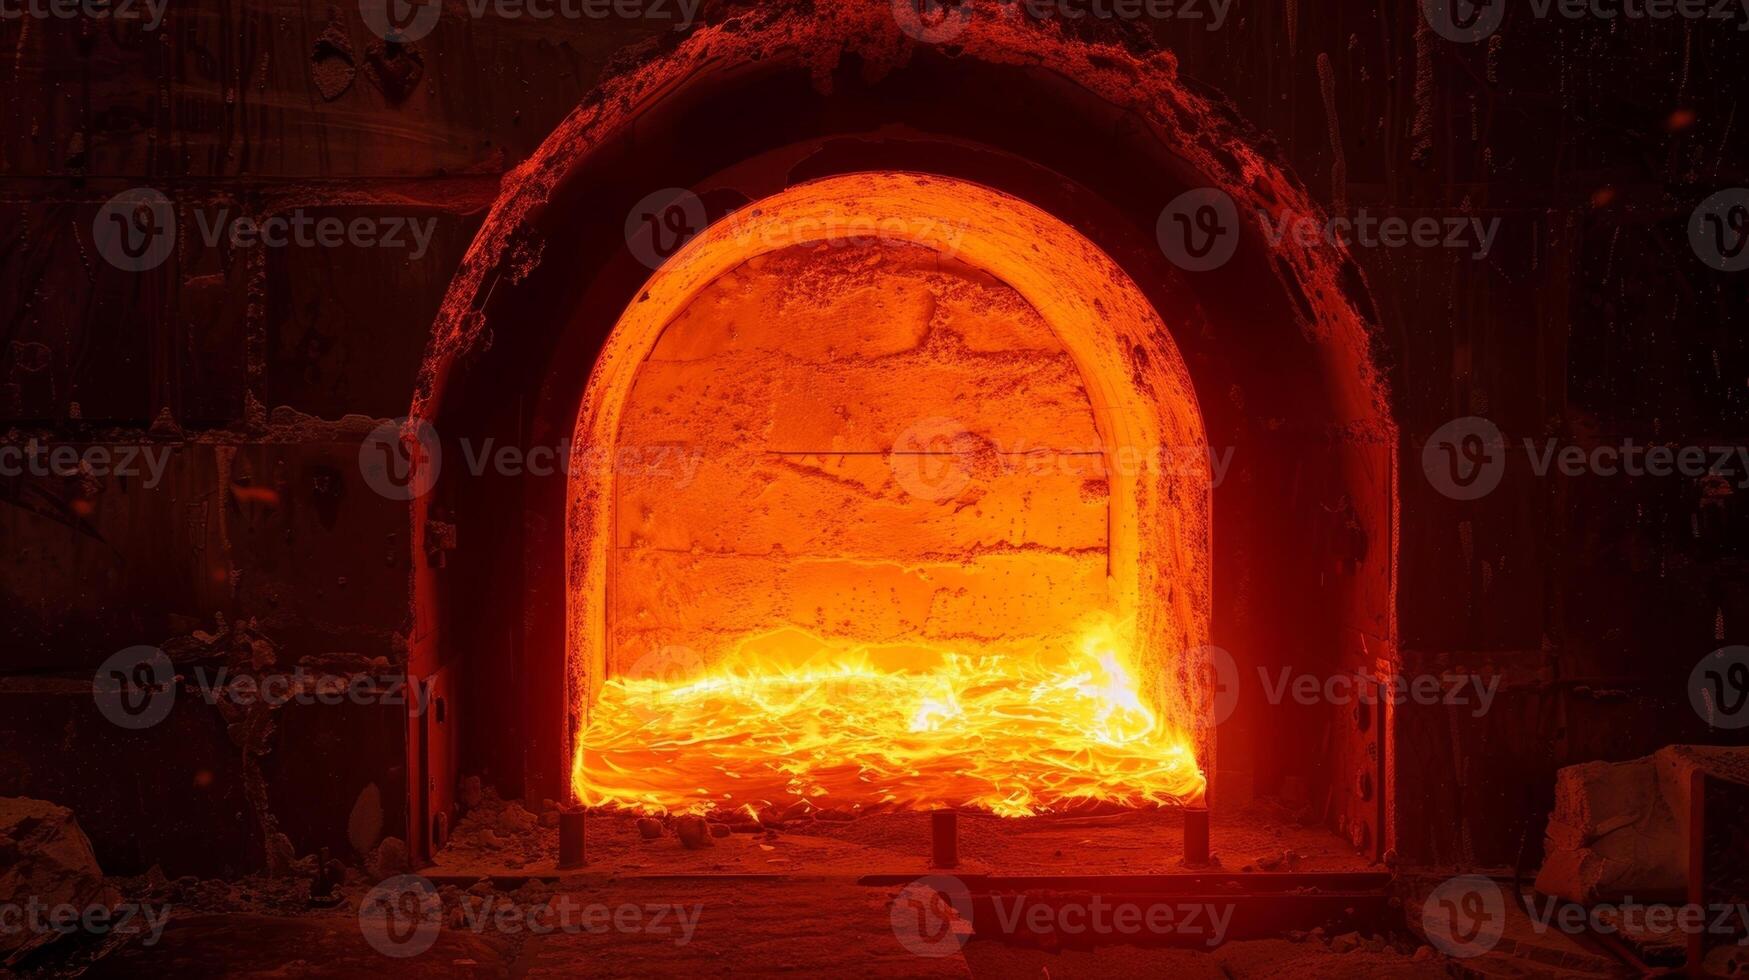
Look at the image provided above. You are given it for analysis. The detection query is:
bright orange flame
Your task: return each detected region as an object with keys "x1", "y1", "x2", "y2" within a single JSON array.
[{"x1": 573, "y1": 620, "x2": 1205, "y2": 817}]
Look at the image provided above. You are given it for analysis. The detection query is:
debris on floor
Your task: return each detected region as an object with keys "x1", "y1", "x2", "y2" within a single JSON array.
[
  {"x1": 1536, "y1": 745, "x2": 1748, "y2": 904},
  {"x1": 0, "y1": 798, "x2": 118, "y2": 959}
]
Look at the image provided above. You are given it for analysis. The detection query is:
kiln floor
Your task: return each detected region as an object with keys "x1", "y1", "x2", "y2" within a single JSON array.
[{"x1": 427, "y1": 799, "x2": 1376, "y2": 882}]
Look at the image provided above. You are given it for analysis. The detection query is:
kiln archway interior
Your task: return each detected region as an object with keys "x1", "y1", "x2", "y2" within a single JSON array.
[{"x1": 567, "y1": 173, "x2": 1215, "y2": 815}]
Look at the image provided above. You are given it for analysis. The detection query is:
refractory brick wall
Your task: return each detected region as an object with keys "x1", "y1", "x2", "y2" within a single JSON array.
[{"x1": 609, "y1": 238, "x2": 1117, "y2": 673}]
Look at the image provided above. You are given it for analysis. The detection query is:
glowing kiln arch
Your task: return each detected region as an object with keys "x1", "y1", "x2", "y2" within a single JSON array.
[
  {"x1": 566, "y1": 172, "x2": 1214, "y2": 801},
  {"x1": 407, "y1": 3, "x2": 1401, "y2": 854}
]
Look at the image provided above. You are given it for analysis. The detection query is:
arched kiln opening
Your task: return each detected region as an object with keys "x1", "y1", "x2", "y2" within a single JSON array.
[
  {"x1": 565, "y1": 174, "x2": 1213, "y2": 817},
  {"x1": 406, "y1": 6, "x2": 1398, "y2": 869}
]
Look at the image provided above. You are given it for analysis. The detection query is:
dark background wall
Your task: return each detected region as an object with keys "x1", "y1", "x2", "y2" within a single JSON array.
[{"x1": 2, "y1": 0, "x2": 1746, "y2": 874}]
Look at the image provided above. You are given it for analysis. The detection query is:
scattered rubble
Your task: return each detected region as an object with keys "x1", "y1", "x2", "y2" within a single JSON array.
[
  {"x1": 494, "y1": 803, "x2": 538, "y2": 837},
  {"x1": 0, "y1": 798, "x2": 117, "y2": 957},
  {"x1": 368, "y1": 837, "x2": 410, "y2": 879},
  {"x1": 439, "y1": 787, "x2": 556, "y2": 870},
  {"x1": 1536, "y1": 745, "x2": 1747, "y2": 903},
  {"x1": 1254, "y1": 849, "x2": 1301, "y2": 872},
  {"x1": 674, "y1": 816, "x2": 714, "y2": 850}
]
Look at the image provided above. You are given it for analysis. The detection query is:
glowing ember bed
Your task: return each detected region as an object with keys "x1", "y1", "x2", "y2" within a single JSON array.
[{"x1": 578, "y1": 623, "x2": 1205, "y2": 819}]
